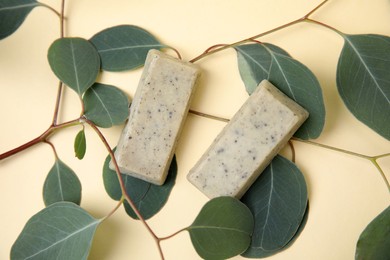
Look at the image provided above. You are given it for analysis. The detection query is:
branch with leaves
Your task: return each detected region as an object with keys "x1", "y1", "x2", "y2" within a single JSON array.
[{"x1": 0, "y1": 0, "x2": 389, "y2": 259}]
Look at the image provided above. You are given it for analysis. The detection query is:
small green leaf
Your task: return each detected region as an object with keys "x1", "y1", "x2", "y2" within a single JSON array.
[
  {"x1": 102, "y1": 150, "x2": 177, "y2": 220},
  {"x1": 48, "y1": 37, "x2": 100, "y2": 96},
  {"x1": 83, "y1": 83, "x2": 129, "y2": 128},
  {"x1": 90, "y1": 25, "x2": 165, "y2": 71},
  {"x1": 188, "y1": 197, "x2": 254, "y2": 260},
  {"x1": 74, "y1": 129, "x2": 86, "y2": 159},
  {"x1": 241, "y1": 155, "x2": 308, "y2": 257},
  {"x1": 337, "y1": 34, "x2": 390, "y2": 140},
  {"x1": 236, "y1": 43, "x2": 325, "y2": 139},
  {"x1": 0, "y1": 0, "x2": 41, "y2": 40},
  {"x1": 355, "y1": 205, "x2": 390, "y2": 260},
  {"x1": 11, "y1": 202, "x2": 101, "y2": 260},
  {"x1": 43, "y1": 159, "x2": 82, "y2": 206}
]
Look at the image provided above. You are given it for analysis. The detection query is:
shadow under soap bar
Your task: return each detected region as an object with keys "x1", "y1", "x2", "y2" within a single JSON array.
[
  {"x1": 187, "y1": 80, "x2": 309, "y2": 199},
  {"x1": 111, "y1": 49, "x2": 200, "y2": 185}
]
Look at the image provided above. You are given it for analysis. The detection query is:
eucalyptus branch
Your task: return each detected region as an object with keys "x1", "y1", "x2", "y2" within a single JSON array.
[
  {"x1": 0, "y1": 119, "x2": 80, "y2": 161},
  {"x1": 189, "y1": 0, "x2": 330, "y2": 63},
  {"x1": 83, "y1": 117, "x2": 165, "y2": 260}
]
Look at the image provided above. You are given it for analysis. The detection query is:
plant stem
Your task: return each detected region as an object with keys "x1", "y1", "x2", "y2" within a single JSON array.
[
  {"x1": 292, "y1": 137, "x2": 390, "y2": 193},
  {"x1": 39, "y1": 3, "x2": 61, "y2": 17},
  {"x1": 189, "y1": 109, "x2": 230, "y2": 123},
  {"x1": 52, "y1": 0, "x2": 66, "y2": 126},
  {"x1": 189, "y1": 0, "x2": 330, "y2": 63},
  {"x1": 44, "y1": 140, "x2": 59, "y2": 160},
  {"x1": 304, "y1": 18, "x2": 345, "y2": 36},
  {"x1": 102, "y1": 197, "x2": 125, "y2": 221},
  {"x1": 159, "y1": 227, "x2": 187, "y2": 241},
  {"x1": 0, "y1": 119, "x2": 80, "y2": 161},
  {"x1": 83, "y1": 118, "x2": 165, "y2": 260}
]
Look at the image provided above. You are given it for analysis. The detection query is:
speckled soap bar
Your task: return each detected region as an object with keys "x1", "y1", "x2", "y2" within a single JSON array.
[
  {"x1": 111, "y1": 49, "x2": 200, "y2": 185},
  {"x1": 187, "y1": 80, "x2": 308, "y2": 198}
]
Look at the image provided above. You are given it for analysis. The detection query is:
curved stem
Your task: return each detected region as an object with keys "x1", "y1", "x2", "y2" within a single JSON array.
[
  {"x1": 0, "y1": 119, "x2": 80, "y2": 161},
  {"x1": 39, "y1": 3, "x2": 61, "y2": 17},
  {"x1": 102, "y1": 197, "x2": 125, "y2": 221},
  {"x1": 159, "y1": 227, "x2": 187, "y2": 241},
  {"x1": 83, "y1": 118, "x2": 165, "y2": 259},
  {"x1": 190, "y1": 0, "x2": 330, "y2": 63},
  {"x1": 44, "y1": 140, "x2": 59, "y2": 160},
  {"x1": 370, "y1": 158, "x2": 390, "y2": 193},
  {"x1": 292, "y1": 137, "x2": 390, "y2": 193},
  {"x1": 304, "y1": 18, "x2": 345, "y2": 36}
]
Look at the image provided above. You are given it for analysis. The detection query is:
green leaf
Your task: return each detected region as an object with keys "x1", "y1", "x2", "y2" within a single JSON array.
[
  {"x1": 90, "y1": 25, "x2": 165, "y2": 71},
  {"x1": 102, "y1": 150, "x2": 177, "y2": 220},
  {"x1": 355, "y1": 205, "x2": 390, "y2": 260},
  {"x1": 74, "y1": 129, "x2": 86, "y2": 159},
  {"x1": 188, "y1": 197, "x2": 254, "y2": 260},
  {"x1": 43, "y1": 159, "x2": 82, "y2": 206},
  {"x1": 236, "y1": 43, "x2": 325, "y2": 139},
  {"x1": 83, "y1": 83, "x2": 129, "y2": 128},
  {"x1": 337, "y1": 34, "x2": 390, "y2": 140},
  {"x1": 11, "y1": 202, "x2": 101, "y2": 260},
  {"x1": 0, "y1": 0, "x2": 40, "y2": 40},
  {"x1": 48, "y1": 37, "x2": 100, "y2": 96},
  {"x1": 241, "y1": 155, "x2": 308, "y2": 257}
]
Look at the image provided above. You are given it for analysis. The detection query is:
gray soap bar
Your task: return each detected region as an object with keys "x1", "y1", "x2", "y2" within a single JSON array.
[
  {"x1": 111, "y1": 49, "x2": 200, "y2": 185},
  {"x1": 187, "y1": 80, "x2": 308, "y2": 198}
]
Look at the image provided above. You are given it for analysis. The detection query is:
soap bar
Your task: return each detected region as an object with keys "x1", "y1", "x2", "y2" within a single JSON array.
[
  {"x1": 111, "y1": 49, "x2": 200, "y2": 185},
  {"x1": 187, "y1": 80, "x2": 308, "y2": 199}
]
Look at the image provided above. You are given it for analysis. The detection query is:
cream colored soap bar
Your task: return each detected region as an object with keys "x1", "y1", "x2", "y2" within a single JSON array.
[
  {"x1": 111, "y1": 49, "x2": 200, "y2": 185},
  {"x1": 187, "y1": 80, "x2": 308, "y2": 198}
]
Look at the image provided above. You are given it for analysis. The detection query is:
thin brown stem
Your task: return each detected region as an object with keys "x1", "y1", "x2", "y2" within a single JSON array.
[
  {"x1": 44, "y1": 140, "x2": 59, "y2": 160},
  {"x1": 305, "y1": 0, "x2": 330, "y2": 18},
  {"x1": 159, "y1": 227, "x2": 187, "y2": 241},
  {"x1": 52, "y1": 82, "x2": 64, "y2": 125},
  {"x1": 52, "y1": 0, "x2": 66, "y2": 126},
  {"x1": 60, "y1": 0, "x2": 66, "y2": 38},
  {"x1": 0, "y1": 119, "x2": 80, "y2": 161},
  {"x1": 189, "y1": 109, "x2": 230, "y2": 123},
  {"x1": 83, "y1": 118, "x2": 165, "y2": 259},
  {"x1": 190, "y1": 0, "x2": 330, "y2": 63},
  {"x1": 288, "y1": 140, "x2": 296, "y2": 163},
  {"x1": 39, "y1": 3, "x2": 61, "y2": 17}
]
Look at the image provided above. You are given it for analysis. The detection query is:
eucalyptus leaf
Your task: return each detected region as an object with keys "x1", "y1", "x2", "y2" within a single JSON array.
[
  {"x1": 11, "y1": 202, "x2": 101, "y2": 260},
  {"x1": 74, "y1": 129, "x2": 86, "y2": 159},
  {"x1": 236, "y1": 43, "x2": 325, "y2": 139},
  {"x1": 83, "y1": 83, "x2": 129, "y2": 128},
  {"x1": 187, "y1": 196, "x2": 254, "y2": 260},
  {"x1": 241, "y1": 155, "x2": 308, "y2": 257},
  {"x1": 337, "y1": 34, "x2": 390, "y2": 140},
  {"x1": 90, "y1": 25, "x2": 165, "y2": 71},
  {"x1": 48, "y1": 37, "x2": 100, "y2": 96},
  {"x1": 102, "y1": 150, "x2": 177, "y2": 220},
  {"x1": 43, "y1": 159, "x2": 82, "y2": 206},
  {"x1": 0, "y1": 0, "x2": 41, "y2": 40},
  {"x1": 355, "y1": 205, "x2": 390, "y2": 260}
]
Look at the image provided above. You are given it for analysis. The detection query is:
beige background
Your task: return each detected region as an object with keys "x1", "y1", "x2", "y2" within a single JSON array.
[{"x1": 1, "y1": 0, "x2": 390, "y2": 259}]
